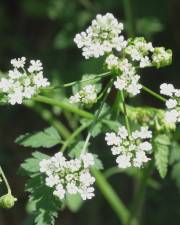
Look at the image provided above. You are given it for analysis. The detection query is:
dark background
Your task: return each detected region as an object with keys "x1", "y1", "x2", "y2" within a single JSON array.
[{"x1": 0, "y1": 0, "x2": 180, "y2": 224}]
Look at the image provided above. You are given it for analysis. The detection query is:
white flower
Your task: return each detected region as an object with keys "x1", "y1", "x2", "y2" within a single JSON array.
[
  {"x1": 74, "y1": 13, "x2": 126, "y2": 59},
  {"x1": 0, "y1": 78, "x2": 11, "y2": 92},
  {"x1": 45, "y1": 175, "x2": 60, "y2": 187},
  {"x1": 165, "y1": 99, "x2": 177, "y2": 109},
  {"x1": 164, "y1": 109, "x2": 179, "y2": 124},
  {"x1": 116, "y1": 154, "x2": 132, "y2": 169},
  {"x1": 8, "y1": 90, "x2": 23, "y2": 105},
  {"x1": 105, "y1": 125, "x2": 152, "y2": 168},
  {"x1": 160, "y1": 83, "x2": 174, "y2": 96},
  {"x1": 133, "y1": 151, "x2": 150, "y2": 167},
  {"x1": 118, "y1": 126, "x2": 128, "y2": 139},
  {"x1": 105, "y1": 132, "x2": 120, "y2": 146},
  {"x1": 69, "y1": 93, "x2": 81, "y2": 104},
  {"x1": 152, "y1": 47, "x2": 172, "y2": 68},
  {"x1": 105, "y1": 54, "x2": 119, "y2": 70},
  {"x1": 28, "y1": 60, "x2": 43, "y2": 73},
  {"x1": 0, "y1": 58, "x2": 50, "y2": 105},
  {"x1": 114, "y1": 77, "x2": 127, "y2": 90},
  {"x1": 53, "y1": 184, "x2": 65, "y2": 199},
  {"x1": 79, "y1": 187, "x2": 95, "y2": 200},
  {"x1": 69, "y1": 84, "x2": 97, "y2": 105},
  {"x1": 10, "y1": 57, "x2": 26, "y2": 68},
  {"x1": 81, "y1": 153, "x2": 94, "y2": 168},
  {"x1": 140, "y1": 56, "x2": 151, "y2": 68},
  {"x1": 113, "y1": 59, "x2": 142, "y2": 97},
  {"x1": 33, "y1": 72, "x2": 50, "y2": 87},
  {"x1": 67, "y1": 183, "x2": 78, "y2": 194},
  {"x1": 40, "y1": 152, "x2": 95, "y2": 201},
  {"x1": 139, "y1": 142, "x2": 152, "y2": 152}
]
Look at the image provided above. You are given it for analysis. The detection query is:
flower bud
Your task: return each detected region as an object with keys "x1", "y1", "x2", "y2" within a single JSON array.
[{"x1": 0, "y1": 193, "x2": 17, "y2": 209}]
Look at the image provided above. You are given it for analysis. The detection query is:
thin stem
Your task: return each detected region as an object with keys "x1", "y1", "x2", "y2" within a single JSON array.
[
  {"x1": 33, "y1": 95, "x2": 95, "y2": 120},
  {"x1": 81, "y1": 78, "x2": 114, "y2": 155},
  {"x1": 142, "y1": 85, "x2": 166, "y2": 102},
  {"x1": 91, "y1": 168, "x2": 130, "y2": 225},
  {"x1": 112, "y1": 91, "x2": 122, "y2": 120},
  {"x1": 45, "y1": 72, "x2": 111, "y2": 90},
  {"x1": 120, "y1": 90, "x2": 131, "y2": 136},
  {"x1": 60, "y1": 122, "x2": 90, "y2": 152},
  {"x1": 122, "y1": 0, "x2": 135, "y2": 37},
  {"x1": 128, "y1": 162, "x2": 154, "y2": 225},
  {"x1": 0, "y1": 166, "x2": 11, "y2": 194},
  {"x1": 25, "y1": 102, "x2": 71, "y2": 140},
  {"x1": 104, "y1": 167, "x2": 124, "y2": 179}
]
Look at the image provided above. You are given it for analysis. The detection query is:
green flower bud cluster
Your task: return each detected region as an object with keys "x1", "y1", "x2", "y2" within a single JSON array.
[{"x1": 0, "y1": 193, "x2": 17, "y2": 209}]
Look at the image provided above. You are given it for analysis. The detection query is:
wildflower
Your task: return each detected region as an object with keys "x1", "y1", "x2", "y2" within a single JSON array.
[
  {"x1": 152, "y1": 47, "x2": 172, "y2": 68},
  {"x1": 39, "y1": 152, "x2": 95, "y2": 201},
  {"x1": 105, "y1": 126, "x2": 152, "y2": 168},
  {"x1": 160, "y1": 83, "x2": 180, "y2": 125},
  {"x1": 69, "y1": 84, "x2": 97, "y2": 105},
  {"x1": 0, "y1": 57, "x2": 50, "y2": 105},
  {"x1": 74, "y1": 13, "x2": 126, "y2": 59}
]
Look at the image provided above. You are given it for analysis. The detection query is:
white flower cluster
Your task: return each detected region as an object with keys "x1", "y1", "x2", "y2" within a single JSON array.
[
  {"x1": 160, "y1": 83, "x2": 180, "y2": 124},
  {"x1": 0, "y1": 57, "x2": 50, "y2": 105},
  {"x1": 152, "y1": 47, "x2": 172, "y2": 68},
  {"x1": 125, "y1": 37, "x2": 154, "y2": 68},
  {"x1": 39, "y1": 152, "x2": 95, "y2": 200},
  {"x1": 74, "y1": 13, "x2": 127, "y2": 59},
  {"x1": 106, "y1": 57, "x2": 142, "y2": 96},
  {"x1": 105, "y1": 126, "x2": 152, "y2": 168},
  {"x1": 69, "y1": 84, "x2": 97, "y2": 104}
]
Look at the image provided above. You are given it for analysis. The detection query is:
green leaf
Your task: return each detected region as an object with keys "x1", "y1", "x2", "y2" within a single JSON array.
[
  {"x1": 15, "y1": 127, "x2": 61, "y2": 148},
  {"x1": 66, "y1": 194, "x2": 83, "y2": 212},
  {"x1": 93, "y1": 154, "x2": 104, "y2": 170},
  {"x1": 19, "y1": 152, "x2": 62, "y2": 225},
  {"x1": 18, "y1": 151, "x2": 49, "y2": 176},
  {"x1": 26, "y1": 175, "x2": 62, "y2": 225},
  {"x1": 171, "y1": 162, "x2": 180, "y2": 188},
  {"x1": 154, "y1": 135, "x2": 170, "y2": 178},
  {"x1": 68, "y1": 141, "x2": 86, "y2": 158},
  {"x1": 91, "y1": 122, "x2": 102, "y2": 137},
  {"x1": 169, "y1": 142, "x2": 180, "y2": 165},
  {"x1": 102, "y1": 120, "x2": 119, "y2": 132}
]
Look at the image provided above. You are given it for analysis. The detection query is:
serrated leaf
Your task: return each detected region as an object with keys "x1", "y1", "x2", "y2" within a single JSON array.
[
  {"x1": 102, "y1": 120, "x2": 119, "y2": 132},
  {"x1": 68, "y1": 141, "x2": 86, "y2": 158},
  {"x1": 66, "y1": 194, "x2": 83, "y2": 212},
  {"x1": 18, "y1": 151, "x2": 49, "y2": 176},
  {"x1": 93, "y1": 154, "x2": 103, "y2": 170},
  {"x1": 171, "y1": 162, "x2": 180, "y2": 188},
  {"x1": 19, "y1": 152, "x2": 63, "y2": 225},
  {"x1": 91, "y1": 122, "x2": 102, "y2": 137},
  {"x1": 16, "y1": 127, "x2": 61, "y2": 148},
  {"x1": 169, "y1": 142, "x2": 180, "y2": 165},
  {"x1": 26, "y1": 175, "x2": 62, "y2": 225},
  {"x1": 154, "y1": 135, "x2": 170, "y2": 178}
]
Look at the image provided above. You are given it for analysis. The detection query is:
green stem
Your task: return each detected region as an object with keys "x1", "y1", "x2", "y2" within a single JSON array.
[
  {"x1": 104, "y1": 167, "x2": 124, "y2": 179},
  {"x1": 81, "y1": 78, "x2": 114, "y2": 155},
  {"x1": 120, "y1": 90, "x2": 131, "y2": 136},
  {"x1": 122, "y1": 0, "x2": 135, "y2": 37},
  {"x1": 0, "y1": 166, "x2": 11, "y2": 194},
  {"x1": 112, "y1": 91, "x2": 122, "y2": 120},
  {"x1": 142, "y1": 85, "x2": 166, "y2": 102},
  {"x1": 128, "y1": 162, "x2": 153, "y2": 225},
  {"x1": 60, "y1": 122, "x2": 90, "y2": 152},
  {"x1": 45, "y1": 72, "x2": 111, "y2": 90},
  {"x1": 25, "y1": 102, "x2": 71, "y2": 139},
  {"x1": 92, "y1": 168, "x2": 130, "y2": 225},
  {"x1": 33, "y1": 95, "x2": 95, "y2": 120}
]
